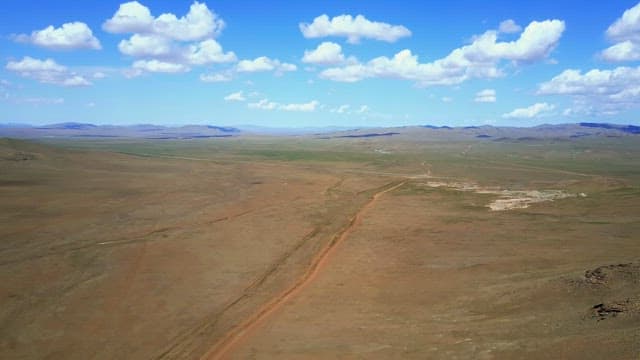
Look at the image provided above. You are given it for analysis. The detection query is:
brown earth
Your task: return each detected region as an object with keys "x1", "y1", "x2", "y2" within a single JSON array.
[{"x1": 1, "y1": 138, "x2": 639, "y2": 359}]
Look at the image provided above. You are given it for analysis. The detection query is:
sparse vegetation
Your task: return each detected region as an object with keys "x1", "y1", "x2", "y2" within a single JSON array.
[{"x1": 1, "y1": 134, "x2": 639, "y2": 359}]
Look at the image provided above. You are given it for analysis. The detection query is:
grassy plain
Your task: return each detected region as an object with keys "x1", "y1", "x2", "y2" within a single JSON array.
[{"x1": 1, "y1": 135, "x2": 639, "y2": 359}]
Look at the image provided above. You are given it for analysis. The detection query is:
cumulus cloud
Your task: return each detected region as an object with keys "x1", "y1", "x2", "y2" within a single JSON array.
[
  {"x1": 236, "y1": 56, "x2": 297, "y2": 74},
  {"x1": 602, "y1": 41, "x2": 640, "y2": 61},
  {"x1": 132, "y1": 59, "x2": 189, "y2": 73},
  {"x1": 103, "y1": 1, "x2": 154, "y2": 33},
  {"x1": 248, "y1": 98, "x2": 278, "y2": 110},
  {"x1": 6, "y1": 57, "x2": 65, "y2": 73},
  {"x1": 106, "y1": 1, "x2": 234, "y2": 76},
  {"x1": 280, "y1": 100, "x2": 319, "y2": 112},
  {"x1": 6, "y1": 57, "x2": 92, "y2": 87},
  {"x1": 601, "y1": 2, "x2": 640, "y2": 61},
  {"x1": 605, "y1": 2, "x2": 640, "y2": 43},
  {"x1": 538, "y1": 67, "x2": 640, "y2": 95},
  {"x1": 224, "y1": 91, "x2": 245, "y2": 101},
  {"x1": 441, "y1": 96, "x2": 453, "y2": 103},
  {"x1": 474, "y1": 89, "x2": 496, "y2": 102},
  {"x1": 118, "y1": 35, "x2": 235, "y2": 65},
  {"x1": 248, "y1": 98, "x2": 319, "y2": 112},
  {"x1": 104, "y1": 1, "x2": 223, "y2": 41},
  {"x1": 502, "y1": 102, "x2": 555, "y2": 119},
  {"x1": 320, "y1": 19, "x2": 565, "y2": 86},
  {"x1": 499, "y1": 19, "x2": 522, "y2": 34},
  {"x1": 538, "y1": 65, "x2": 640, "y2": 115},
  {"x1": 14, "y1": 22, "x2": 101, "y2": 50},
  {"x1": 302, "y1": 42, "x2": 347, "y2": 65},
  {"x1": 63, "y1": 76, "x2": 93, "y2": 87},
  {"x1": 185, "y1": 39, "x2": 237, "y2": 64},
  {"x1": 300, "y1": 14, "x2": 411, "y2": 43},
  {"x1": 153, "y1": 2, "x2": 223, "y2": 41},
  {"x1": 118, "y1": 34, "x2": 173, "y2": 57}
]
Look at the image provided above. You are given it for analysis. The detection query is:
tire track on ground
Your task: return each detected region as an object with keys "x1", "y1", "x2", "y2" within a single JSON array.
[
  {"x1": 155, "y1": 227, "x2": 320, "y2": 359},
  {"x1": 201, "y1": 181, "x2": 405, "y2": 360},
  {"x1": 0, "y1": 206, "x2": 262, "y2": 267}
]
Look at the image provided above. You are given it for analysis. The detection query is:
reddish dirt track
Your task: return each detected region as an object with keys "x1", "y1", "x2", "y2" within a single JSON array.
[{"x1": 202, "y1": 182, "x2": 405, "y2": 360}]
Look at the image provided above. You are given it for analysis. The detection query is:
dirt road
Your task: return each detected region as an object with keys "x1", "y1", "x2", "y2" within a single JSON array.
[{"x1": 202, "y1": 181, "x2": 405, "y2": 360}]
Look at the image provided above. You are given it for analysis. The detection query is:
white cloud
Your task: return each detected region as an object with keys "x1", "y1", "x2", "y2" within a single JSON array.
[
  {"x1": 185, "y1": 39, "x2": 236, "y2": 64},
  {"x1": 339, "y1": 105, "x2": 390, "y2": 119},
  {"x1": 277, "y1": 63, "x2": 297, "y2": 73},
  {"x1": 472, "y1": 19, "x2": 565, "y2": 61},
  {"x1": 302, "y1": 42, "x2": 347, "y2": 65},
  {"x1": 601, "y1": 3, "x2": 640, "y2": 62},
  {"x1": 537, "y1": 65, "x2": 640, "y2": 115},
  {"x1": 93, "y1": 72, "x2": 107, "y2": 79},
  {"x1": 605, "y1": 2, "x2": 640, "y2": 43},
  {"x1": 86, "y1": 101, "x2": 96, "y2": 107},
  {"x1": 248, "y1": 98, "x2": 278, "y2": 110},
  {"x1": 153, "y1": 2, "x2": 223, "y2": 41},
  {"x1": 499, "y1": 19, "x2": 522, "y2": 34},
  {"x1": 502, "y1": 102, "x2": 555, "y2": 119},
  {"x1": 320, "y1": 19, "x2": 565, "y2": 86},
  {"x1": 104, "y1": 1, "x2": 223, "y2": 41},
  {"x1": 14, "y1": 22, "x2": 101, "y2": 50},
  {"x1": 106, "y1": 1, "x2": 233, "y2": 75},
  {"x1": 132, "y1": 59, "x2": 189, "y2": 73},
  {"x1": 329, "y1": 104, "x2": 372, "y2": 114},
  {"x1": 248, "y1": 98, "x2": 319, "y2": 112},
  {"x1": 224, "y1": 91, "x2": 245, "y2": 102},
  {"x1": 279, "y1": 100, "x2": 319, "y2": 112},
  {"x1": 474, "y1": 88, "x2": 496, "y2": 102},
  {"x1": 538, "y1": 67, "x2": 640, "y2": 95},
  {"x1": 6, "y1": 57, "x2": 65, "y2": 73},
  {"x1": 5, "y1": 57, "x2": 92, "y2": 87},
  {"x1": 236, "y1": 56, "x2": 297, "y2": 74},
  {"x1": 602, "y1": 41, "x2": 640, "y2": 61},
  {"x1": 441, "y1": 96, "x2": 453, "y2": 103},
  {"x1": 62, "y1": 76, "x2": 93, "y2": 87},
  {"x1": 199, "y1": 71, "x2": 232, "y2": 82},
  {"x1": 119, "y1": 35, "x2": 235, "y2": 65},
  {"x1": 103, "y1": 1, "x2": 154, "y2": 33},
  {"x1": 236, "y1": 57, "x2": 275, "y2": 72},
  {"x1": 300, "y1": 14, "x2": 411, "y2": 43},
  {"x1": 118, "y1": 34, "x2": 173, "y2": 57}
]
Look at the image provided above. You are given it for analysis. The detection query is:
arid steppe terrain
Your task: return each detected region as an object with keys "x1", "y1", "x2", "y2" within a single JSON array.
[{"x1": 1, "y1": 133, "x2": 639, "y2": 359}]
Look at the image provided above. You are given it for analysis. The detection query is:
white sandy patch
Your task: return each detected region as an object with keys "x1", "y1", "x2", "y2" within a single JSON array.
[{"x1": 420, "y1": 181, "x2": 577, "y2": 211}]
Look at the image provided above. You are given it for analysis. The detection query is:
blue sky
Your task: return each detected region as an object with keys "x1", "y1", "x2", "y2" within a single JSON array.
[{"x1": 1, "y1": 0, "x2": 639, "y2": 127}]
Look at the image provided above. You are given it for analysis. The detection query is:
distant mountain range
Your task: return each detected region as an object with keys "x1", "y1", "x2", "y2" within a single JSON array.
[
  {"x1": 318, "y1": 122, "x2": 640, "y2": 141},
  {"x1": 0, "y1": 122, "x2": 638, "y2": 140},
  {"x1": 0, "y1": 122, "x2": 241, "y2": 139}
]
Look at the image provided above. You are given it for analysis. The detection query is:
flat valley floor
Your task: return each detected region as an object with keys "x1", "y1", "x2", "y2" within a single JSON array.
[{"x1": 1, "y1": 136, "x2": 639, "y2": 359}]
